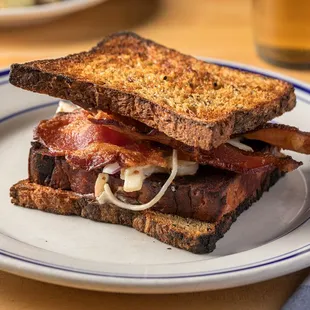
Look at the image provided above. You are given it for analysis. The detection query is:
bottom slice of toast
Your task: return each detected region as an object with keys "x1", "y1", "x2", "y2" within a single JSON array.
[{"x1": 10, "y1": 168, "x2": 283, "y2": 254}]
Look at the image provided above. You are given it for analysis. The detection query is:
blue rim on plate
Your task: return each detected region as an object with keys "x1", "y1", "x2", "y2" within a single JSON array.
[{"x1": 1, "y1": 62, "x2": 310, "y2": 280}]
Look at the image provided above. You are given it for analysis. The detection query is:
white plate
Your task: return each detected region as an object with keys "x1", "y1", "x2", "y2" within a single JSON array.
[
  {"x1": 0, "y1": 60, "x2": 310, "y2": 294},
  {"x1": 0, "y1": 0, "x2": 106, "y2": 26}
]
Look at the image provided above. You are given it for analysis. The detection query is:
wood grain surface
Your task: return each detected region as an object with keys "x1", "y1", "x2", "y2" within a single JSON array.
[{"x1": 1, "y1": 0, "x2": 309, "y2": 309}]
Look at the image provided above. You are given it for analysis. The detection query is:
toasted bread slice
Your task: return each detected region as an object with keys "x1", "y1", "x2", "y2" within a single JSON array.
[
  {"x1": 9, "y1": 32, "x2": 295, "y2": 150},
  {"x1": 11, "y1": 167, "x2": 283, "y2": 253}
]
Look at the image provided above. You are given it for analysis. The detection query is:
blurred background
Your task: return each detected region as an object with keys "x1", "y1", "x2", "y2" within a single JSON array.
[{"x1": 0, "y1": 0, "x2": 309, "y2": 82}]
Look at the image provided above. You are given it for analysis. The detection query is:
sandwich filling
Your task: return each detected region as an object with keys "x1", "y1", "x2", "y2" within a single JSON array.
[
  {"x1": 28, "y1": 143, "x2": 283, "y2": 222},
  {"x1": 31, "y1": 101, "x2": 310, "y2": 211}
]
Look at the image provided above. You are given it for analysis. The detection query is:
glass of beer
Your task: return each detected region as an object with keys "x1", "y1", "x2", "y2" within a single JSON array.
[{"x1": 253, "y1": 0, "x2": 310, "y2": 69}]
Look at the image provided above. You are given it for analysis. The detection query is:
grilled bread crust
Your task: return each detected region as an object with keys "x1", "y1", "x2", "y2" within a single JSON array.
[
  {"x1": 9, "y1": 32, "x2": 295, "y2": 150},
  {"x1": 11, "y1": 168, "x2": 283, "y2": 254}
]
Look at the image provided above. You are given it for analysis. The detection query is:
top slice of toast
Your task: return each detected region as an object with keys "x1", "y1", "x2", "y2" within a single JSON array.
[{"x1": 9, "y1": 32, "x2": 295, "y2": 150}]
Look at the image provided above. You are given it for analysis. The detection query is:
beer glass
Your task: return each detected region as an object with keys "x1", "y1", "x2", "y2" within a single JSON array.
[{"x1": 253, "y1": 0, "x2": 310, "y2": 69}]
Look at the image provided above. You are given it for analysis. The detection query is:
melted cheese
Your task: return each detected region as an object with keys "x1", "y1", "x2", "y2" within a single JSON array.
[
  {"x1": 119, "y1": 159, "x2": 198, "y2": 193},
  {"x1": 120, "y1": 166, "x2": 166, "y2": 192},
  {"x1": 97, "y1": 150, "x2": 178, "y2": 211}
]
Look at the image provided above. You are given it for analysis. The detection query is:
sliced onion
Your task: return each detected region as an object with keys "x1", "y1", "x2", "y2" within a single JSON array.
[
  {"x1": 176, "y1": 160, "x2": 199, "y2": 176},
  {"x1": 227, "y1": 138, "x2": 254, "y2": 152},
  {"x1": 102, "y1": 162, "x2": 121, "y2": 174},
  {"x1": 94, "y1": 173, "x2": 109, "y2": 198},
  {"x1": 56, "y1": 100, "x2": 79, "y2": 114},
  {"x1": 97, "y1": 150, "x2": 178, "y2": 211}
]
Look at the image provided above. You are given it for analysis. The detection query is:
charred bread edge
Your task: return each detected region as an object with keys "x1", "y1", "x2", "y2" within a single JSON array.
[{"x1": 10, "y1": 169, "x2": 283, "y2": 254}]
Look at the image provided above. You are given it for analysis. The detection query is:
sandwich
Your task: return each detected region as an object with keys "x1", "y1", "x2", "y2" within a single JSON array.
[{"x1": 9, "y1": 32, "x2": 310, "y2": 253}]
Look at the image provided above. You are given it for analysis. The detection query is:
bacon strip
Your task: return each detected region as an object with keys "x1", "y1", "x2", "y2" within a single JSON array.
[
  {"x1": 35, "y1": 111, "x2": 169, "y2": 170},
  {"x1": 89, "y1": 111, "x2": 301, "y2": 173},
  {"x1": 197, "y1": 144, "x2": 301, "y2": 173},
  {"x1": 89, "y1": 111, "x2": 172, "y2": 145},
  {"x1": 244, "y1": 123, "x2": 310, "y2": 154},
  {"x1": 90, "y1": 111, "x2": 153, "y2": 135},
  {"x1": 35, "y1": 110, "x2": 301, "y2": 173}
]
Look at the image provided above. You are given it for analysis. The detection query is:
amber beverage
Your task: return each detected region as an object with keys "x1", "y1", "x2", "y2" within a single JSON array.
[{"x1": 253, "y1": 0, "x2": 310, "y2": 68}]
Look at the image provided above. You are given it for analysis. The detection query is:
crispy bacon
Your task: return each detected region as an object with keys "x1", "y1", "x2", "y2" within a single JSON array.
[
  {"x1": 35, "y1": 110, "x2": 302, "y2": 173},
  {"x1": 90, "y1": 111, "x2": 153, "y2": 135},
  {"x1": 244, "y1": 123, "x2": 310, "y2": 154},
  {"x1": 89, "y1": 111, "x2": 174, "y2": 146},
  {"x1": 197, "y1": 144, "x2": 301, "y2": 173},
  {"x1": 89, "y1": 111, "x2": 301, "y2": 173},
  {"x1": 34, "y1": 111, "x2": 169, "y2": 170}
]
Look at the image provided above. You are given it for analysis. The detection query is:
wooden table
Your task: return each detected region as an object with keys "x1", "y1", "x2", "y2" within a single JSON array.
[{"x1": 0, "y1": 0, "x2": 309, "y2": 309}]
